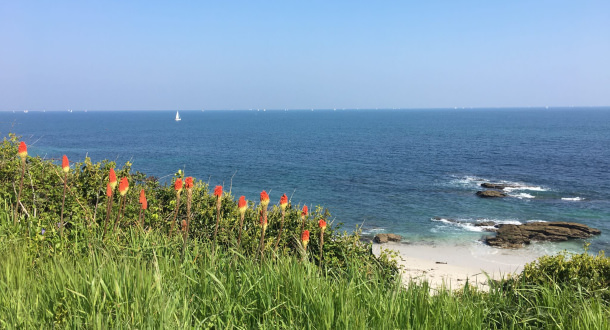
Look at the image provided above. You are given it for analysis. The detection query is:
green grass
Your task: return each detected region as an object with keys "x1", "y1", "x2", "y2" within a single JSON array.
[{"x1": 0, "y1": 220, "x2": 608, "y2": 329}]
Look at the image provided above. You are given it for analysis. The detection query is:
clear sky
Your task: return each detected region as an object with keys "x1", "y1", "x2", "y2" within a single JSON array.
[{"x1": 1, "y1": 1, "x2": 609, "y2": 110}]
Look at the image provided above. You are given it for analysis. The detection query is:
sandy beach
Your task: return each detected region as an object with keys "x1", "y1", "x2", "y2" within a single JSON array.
[{"x1": 372, "y1": 241, "x2": 549, "y2": 291}]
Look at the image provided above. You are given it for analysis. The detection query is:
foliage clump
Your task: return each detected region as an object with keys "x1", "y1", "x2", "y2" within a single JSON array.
[
  {"x1": 519, "y1": 245, "x2": 610, "y2": 300},
  {"x1": 0, "y1": 133, "x2": 397, "y2": 280}
]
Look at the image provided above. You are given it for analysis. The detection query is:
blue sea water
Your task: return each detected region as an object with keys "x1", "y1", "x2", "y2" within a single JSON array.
[{"x1": 2, "y1": 108, "x2": 610, "y2": 254}]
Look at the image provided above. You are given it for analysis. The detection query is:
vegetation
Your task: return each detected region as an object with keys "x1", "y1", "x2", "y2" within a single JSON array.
[{"x1": 1, "y1": 133, "x2": 609, "y2": 328}]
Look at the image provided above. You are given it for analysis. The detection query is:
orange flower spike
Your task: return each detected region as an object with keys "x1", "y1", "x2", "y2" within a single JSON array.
[
  {"x1": 319, "y1": 219, "x2": 327, "y2": 232},
  {"x1": 280, "y1": 194, "x2": 288, "y2": 211},
  {"x1": 139, "y1": 189, "x2": 146, "y2": 204},
  {"x1": 260, "y1": 190, "x2": 270, "y2": 207},
  {"x1": 185, "y1": 176, "x2": 194, "y2": 189},
  {"x1": 302, "y1": 205, "x2": 308, "y2": 217},
  {"x1": 214, "y1": 185, "x2": 223, "y2": 198},
  {"x1": 238, "y1": 196, "x2": 247, "y2": 215},
  {"x1": 301, "y1": 230, "x2": 310, "y2": 249},
  {"x1": 175, "y1": 178, "x2": 183, "y2": 193},
  {"x1": 109, "y1": 168, "x2": 117, "y2": 190},
  {"x1": 106, "y1": 183, "x2": 113, "y2": 197},
  {"x1": 142, "y1": 198, "x2": 148, "y2": 210},
  {"x1": 18, "y1": 141, "x2": 27, "y2": 160},
  {"x1": 62, "y1": 155, "x2": 69, "y2": 173},
  {"x1": 119, "y1": 177, "x2": 129, "y2": 196}
]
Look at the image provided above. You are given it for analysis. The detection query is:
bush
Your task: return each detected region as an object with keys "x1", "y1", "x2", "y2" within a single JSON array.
[{"x1": 519, "y1": 244, "x2": 610, "y2": 301}]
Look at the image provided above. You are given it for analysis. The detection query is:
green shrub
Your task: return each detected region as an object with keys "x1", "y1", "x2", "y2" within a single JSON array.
[{"x1": 519, "y1": 244, "x2": 610, "y2": 300}]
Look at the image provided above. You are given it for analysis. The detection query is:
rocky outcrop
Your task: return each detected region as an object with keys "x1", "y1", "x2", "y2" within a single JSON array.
[
  {"x1": 481, "y1": 183, "x2": 515, "y2": 190},
  {"x1": 485, "y1": 222, "x2": 601, "y2": 248},
  {"x1": 474, "y1": 221, "x2": 497, "y2": 227},
  {"x1": 374, "y1": 233, "x2": 402, "y2": 243},
  {"x1": 476, "y1": 190, "x2": 507, "y2": 198}
]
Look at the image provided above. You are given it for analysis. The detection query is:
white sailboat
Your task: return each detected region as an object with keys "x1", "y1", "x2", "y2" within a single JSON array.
[{"x1": 175, "y1": 111, "x2": 181, "y2": 121}]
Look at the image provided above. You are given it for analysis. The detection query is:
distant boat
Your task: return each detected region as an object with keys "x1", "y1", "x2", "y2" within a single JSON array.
[
  {"x1": 175, "y1": 111, "x2": 181, "y2": 121},
  {"x1": 23, "y1": 110, "x2": 28, "y2": 113}
]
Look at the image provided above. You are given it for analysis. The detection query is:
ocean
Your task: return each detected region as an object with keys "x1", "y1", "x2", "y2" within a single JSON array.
[{"x1": 2, "y1": 108, "x2": 609, "y2": 254}]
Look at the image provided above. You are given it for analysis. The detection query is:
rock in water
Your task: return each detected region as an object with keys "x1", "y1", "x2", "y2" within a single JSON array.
[
  {"x1": 485, "y1": 222, "x2": 601, "y2": 248},
  {"x1": 476, "y1": 190, "x2": 507, "y2": 198},
  {"x1": 374, "y1": 233, "x2": 402, "y2": 244},
  {"x1": 480, "y1": 183, "x2": 515, "y2": 189}
]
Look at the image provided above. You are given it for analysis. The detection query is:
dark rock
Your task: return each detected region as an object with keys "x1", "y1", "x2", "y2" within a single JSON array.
[
  {"x1": 485, "y1": 222, "x2": 601, "y2": 248},
  {"x1": 476, "y1": 190, "x2": 507, "y2": 198},
  {"x1": 374, "y1": 233, "x2": 402, "y2": 244},
  {"x1": 475, "y1": 221, "x2": 497, "y2": 227},
  {"x1": 481, "y1": 183, "x2": 518, "y2": 189}
]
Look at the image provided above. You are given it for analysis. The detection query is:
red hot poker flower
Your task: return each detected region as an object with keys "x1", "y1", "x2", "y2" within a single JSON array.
[
  {"x1": 185, "y1": 177, "x2": 194, "y2": 189},
  {"x1": 319, "y1": 219, "x2": 327, "y2": 231},
  {"x1": 302, "y1": 205, "x2": 308, "y2": 217},
  {"x1": 18, "y1": 141, "x2": 27, "y2": 160},
  {"x1": 260, "y1": 190, "x2": 270, "y2": 207},
  {"x1": 62, "y1": 155, "x2": 69, "y2": 173},
  {"x1": 142, "y1": 198, "x2": 148, "y2": 210},
  {"x1": 109, "y1": 168, "x2": 117, "y2": 190},
  {"x1": 139, "y1": 189, "x2": 146, "y2": 204},
  {"x1": 119, "y1": 177, "x2": 129, "y2": 196},
  {"x1": 175, "y1": 178, "x2": 183, "y2": 193},
  {"x1": 106, "y1": 183, "x2": 113, "y2": 197},
  {"x1": 238, "y1": 196, "x2": 247, "y2": 215},
  {"x1": 301, "y1": 230, "x2": 310, "y2": 249},
  {"x1": 280, "y1": 194, "x2": 288, "y2": 210},
  {"x1": 214, "y1": 185, "x2": 223, "y2": 197}
]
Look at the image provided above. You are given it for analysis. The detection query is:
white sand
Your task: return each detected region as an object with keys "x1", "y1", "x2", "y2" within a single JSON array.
[{"x1": 372, "y1": 241, "x2": 548, "y2": 291}]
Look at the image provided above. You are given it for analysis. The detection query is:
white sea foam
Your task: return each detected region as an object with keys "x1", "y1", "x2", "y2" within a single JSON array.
[
  {"x1": 431, "y1": 217, "x2": 522, "y2": 232},
  {"x1": 449, "y1": 175, "x2": 488, "y2": 187},
  {"x1": 503, "y1": 185, "x2": 548, "y2": 192},
  {"x1": 561, "y1": 197, "x2": 584, "y2": 201},
  {"x1": 509, "y1": 193, "x2": 535, "y2": 199}
]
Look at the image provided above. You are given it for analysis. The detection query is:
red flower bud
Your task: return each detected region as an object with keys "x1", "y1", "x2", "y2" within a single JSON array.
[
  {"x1": 238, "y1": 196, "x2": 247, "y2": 214},
  {"x1": 185, "y1": 176, "x2": 194, "y2": 189},
  {"x1": 302, "y1": 205, "x2": 308, "y2": 217},
  {"x1": 119, "y1": 177, "x2": 129, "y2": 196},
  {"x1": 62, "y1": 155, "x2": 69, "y2": 173},
  {"x1": 301, "y1": 230, "x2": 310, "y2": 246},
  {"x1": 214, "y1": 185, "x2": 223, "y2": 197},
  {"x1": 106, "y1": 183, "x2": 113, "y2": 197},
  {"x1": 18, "y1": 141, "x2": 27, "y2": 160},
  {"x1": 319, "y1": 219, "x2": 327, "y2": 231},
  {"x1": 109, "y1": 168, "x2": 117, "y2": 190},
  {"x1": 280, "y1": 194, "x2": 288, "y2": 210},
  {"x1": 260, "y1": 190, "x2": 270, "y2": 207},
  {"x1": 175, "y1": 178, "x2": 183, "y2": 193},
  {"x1": 139, "y1": 189, "x2": 146, "y2": 204}
]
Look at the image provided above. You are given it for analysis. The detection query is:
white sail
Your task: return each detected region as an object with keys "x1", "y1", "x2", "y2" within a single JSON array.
[{"x1": 175, "y1": 111, "x2": 181, "y2": 121}]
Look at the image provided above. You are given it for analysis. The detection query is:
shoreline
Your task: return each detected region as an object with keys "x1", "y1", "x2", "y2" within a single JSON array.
[{"x1": 372, "y1": 241, "x2": 548, "y2": 291}]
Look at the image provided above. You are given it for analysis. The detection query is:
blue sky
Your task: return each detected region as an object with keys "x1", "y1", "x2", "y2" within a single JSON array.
[{"x1": 1, "y1": 1, "x2": 609, "y2": 110}]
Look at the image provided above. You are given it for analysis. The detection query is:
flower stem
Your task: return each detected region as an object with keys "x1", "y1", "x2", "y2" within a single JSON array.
[
  {"x1": 237, "y1": 213, "x2": 245, "y2": 249},
  {"x1": 181, "y1": 190, "x2": 192, "y2": 260},
  {"x1": 114, "y1": 196, "x2": 125, "y2": 233},
  {"x1": 274, "y1": 209, "x2": 285, "y2": 254},
  {"x1": 103, "y1": 196, "x2": 113, "y2": 238},
  {"x1": 212, "y1": 198, "x2": 221, "y2": 255},
  {"x1": 171, "y1": 192, "x2": 181, "y2": 236},
  {"x1": 14, "y1": 158, "x2": 25, "y2": 225},
  {"x1": 320, "y1": 231, "x2": 324, "y2": 265},
  {"x1": 60, "y1": 173, "x2": 68, "y2": 236}
]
